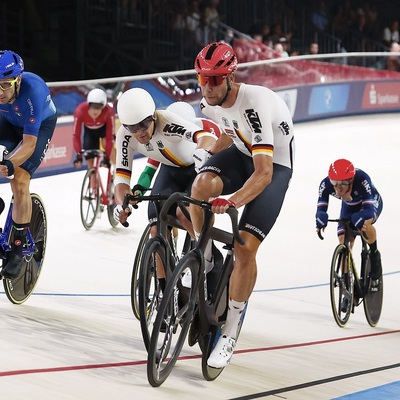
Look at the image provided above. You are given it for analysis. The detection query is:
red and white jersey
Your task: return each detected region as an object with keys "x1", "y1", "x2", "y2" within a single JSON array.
[
  {"x1": 200, "y1": 83, "x2": 294, "y2": 169},
  {"x1": 114, "y1": 109, "x2": 216, "y2": 185},
  {"x1": 73, "y1": 102, "x2": 115, "y2": 157}
]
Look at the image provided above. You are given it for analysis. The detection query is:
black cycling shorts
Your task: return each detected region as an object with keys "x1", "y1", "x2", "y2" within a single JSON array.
[{"x1": 199, "y1": 145, "x2": 292, "y2": 242}]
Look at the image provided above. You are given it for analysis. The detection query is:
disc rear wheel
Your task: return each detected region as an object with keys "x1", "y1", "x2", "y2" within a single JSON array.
[
  {"x1": 363, "y1": 255, "x2": 383, "y2": 327},
  {"x1": 3, "y1": 194, "x2": 47, "y2": 304}
]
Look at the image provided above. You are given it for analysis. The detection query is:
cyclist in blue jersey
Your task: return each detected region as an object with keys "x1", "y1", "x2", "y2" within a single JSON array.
[
  {"x1": 316, "y1": 159, "x2": 383, "y2": 291},
  {"x1": 0, "y1": 50, "x2": 57, "y2": 279}
]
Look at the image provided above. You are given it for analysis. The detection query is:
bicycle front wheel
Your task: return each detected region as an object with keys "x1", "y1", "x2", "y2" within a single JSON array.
[
  {"x1": 330, "y1": 244, "x2": 353, "y2": 327},
  {"x1": 131, "y1": 224, "x2": 151, "y2": 319},
  {"x1": 138, "y1": 237, "x2": 172, "y2": 351},
  {"x1": 147, "y1": 251, "x2": 199, "y2": 387},
  {"x1": 363, "y1": 255, "x2": 383, "y2": 327},
  {"x1": 3, "y1": 194, "x2": 47, "y2": 304},
  {"x1": 80, "y1": 168, "x2": 100, "y2": 230}
]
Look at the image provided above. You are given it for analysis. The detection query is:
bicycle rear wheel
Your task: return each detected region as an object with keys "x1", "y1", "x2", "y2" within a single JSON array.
[
  {"x1": 147, "y1": 251, "x2": 199, "y2": 387},
  {"x1": 131, "y1": 224, "x2": 151, "y2": 319},
  {"x1": 330, "y1": 244, "x2": 353, "y2": 327},
  {"x1": 80, "y1": 168, "x2": 100, "y2": 230},
  {"x1": 3, "y1": 194, "x2": 47, "y2": 304},
  {"x1": 106, "y1": 175, "x2": 118, "y2": 228},
  {"x1": 363, "y1": 255, "x2": 383, "y2": 327},
  {"x1": 138, "y1": 237, "x2": 171, "y2": 351}
]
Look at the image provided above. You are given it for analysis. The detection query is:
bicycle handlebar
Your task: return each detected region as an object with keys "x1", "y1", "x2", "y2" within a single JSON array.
[
  {"x1": 317, "y1": 218, "x2": 369, "y2": 241},
  {"x1": 159, "y1": 192, "x2": 245, "y2": 246},
  {"x1": 80, "y1": 149, "x2": 105, "y2": 159},
  {"x1": 121, "y1": 186, "x2": 171, "y2": 228}
]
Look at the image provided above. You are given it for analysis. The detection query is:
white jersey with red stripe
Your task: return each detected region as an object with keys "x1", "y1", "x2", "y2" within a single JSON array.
[
  {"x1": 199, "y1": 83, "x2": 294, "y2": 169},
  {"x1": 114, "y1": 109, "x2": 215, "y2": 185}
]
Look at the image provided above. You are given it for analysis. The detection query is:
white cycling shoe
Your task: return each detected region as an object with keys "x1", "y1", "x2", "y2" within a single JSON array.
[{"x1": 207, "y1": 334, "x2": 236, "y2": 368}]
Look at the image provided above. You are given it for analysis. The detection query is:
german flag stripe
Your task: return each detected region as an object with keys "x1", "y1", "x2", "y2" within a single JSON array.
[
  {"x1": 193, "y1": 130, "x2": 210, "y2": 143},
  {"x1": 252, "y1": 143, "x2": 273, "y2": 156},
  {"x1": 234, "y1": 128, "x2": 252, "y2": 154},
  {"x1": 116, "y1": 169, "x2": 131, "y2": 180},
  {"x1": 159, "y1": 148, "x2": 191, "y2": 167}
]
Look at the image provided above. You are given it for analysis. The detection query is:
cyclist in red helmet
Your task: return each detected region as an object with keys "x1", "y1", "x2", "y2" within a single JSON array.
[
  {"x1": 190, "y1": 42, "x2": 295, "y2": 368},
  {"x1": 316, "y1": 158, "x2": 383, "y2": 292}
]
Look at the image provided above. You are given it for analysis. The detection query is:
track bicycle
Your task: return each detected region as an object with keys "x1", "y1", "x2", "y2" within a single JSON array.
[
  {"x1": 146, "y1": 192, "x2": 245, "y2": 387},
  {"x1": 319, "y1": 218, "x2": 383, "y2": 328},
  {"x1": 0, "y1": 193, "x2": 47, "y2": 304},
  {"x1": 122, "y1": 186, "x2": 194, "y2": 351},
  {"x1": 79, "y1": 149, "x2": 118, "y2": 230}
]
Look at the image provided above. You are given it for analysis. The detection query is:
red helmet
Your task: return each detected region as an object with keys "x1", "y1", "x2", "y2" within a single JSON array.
[
  {"x1": 328, "y1": 159, "x2": 355, "y2": 181},
  {"x1": 194, "y1": 42, "x2": 238, "y2": 75}
]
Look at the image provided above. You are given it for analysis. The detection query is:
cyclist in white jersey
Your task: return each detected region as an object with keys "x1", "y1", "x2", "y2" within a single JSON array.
[
  {"x1": 190, "y1": 42, "x2": 295, "y2": 368},
  {"x1": 133, "y1": 101, "x2": 223, "y2": 202},
  {"x1": 113, "y1": 88, "x2": 217, "y2": 227},
  {"x1": 114, "y1": 90, "x2": 218, "y2": 294}
]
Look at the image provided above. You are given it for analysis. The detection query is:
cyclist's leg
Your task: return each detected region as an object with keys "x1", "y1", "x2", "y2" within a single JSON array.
[
  {"x1": 82, "y1": 132, "x2": 100, "y2": 189},
  {"x1": 209, "y1": 163, "x2": 292, "y2": 368},
  {"x1": 3, "y1": 117, "x2": 54, "y2": 279},
  {"x1": 351, "y1": 197, "x2": 383, "y2": 284}
]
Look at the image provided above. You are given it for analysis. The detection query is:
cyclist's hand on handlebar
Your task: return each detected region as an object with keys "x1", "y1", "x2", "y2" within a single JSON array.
[
  {"x1": 73, "y1": 153, "x2": 83, "y2": 168},
  {"x1": 211, "y1": 197, "x2": 236, "y2": 214},
  {"x1": 101, "y1": 155, "x2": 111, "y2": 169},
  {"x1": 129, "y1": 189, "x2": 142, "y2": 209},
  {"x1": 0, "y1": 145, "x2": 8, "y2": 162},
  {"x1": 316, "y1": 211, "x2": 328, "y2": 229},
  {"x1": 0, "y1": 159, "x2": 14, "y2": 179},
  {"x1": 114, "y1": 204, "x2": 133, "y2": 224}
]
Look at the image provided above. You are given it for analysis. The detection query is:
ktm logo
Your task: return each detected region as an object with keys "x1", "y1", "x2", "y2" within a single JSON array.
[
  {"x1": 279, "y1": 121, "x2": 290, "y2": 135},
  {"x1": 245, "y1": 109, "x2": 262, "y2": 133},
  {"x1": 163, "y1": 123, "x2": 186, "y2": 136}
]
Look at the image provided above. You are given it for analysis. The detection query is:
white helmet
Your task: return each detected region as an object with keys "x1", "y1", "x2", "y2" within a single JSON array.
[
  {"x1": 87, "y1": 88, "x2": 107, "y2": 107},
  {"x1": 166, "y1": 101, "x2": 196, "y2": 122},
  {"x1": 117, "y1": 88, "x2": 156, "y2": 125}
]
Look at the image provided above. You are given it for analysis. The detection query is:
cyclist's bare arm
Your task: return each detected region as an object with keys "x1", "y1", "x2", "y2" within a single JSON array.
[
  {"x1": 225, "y1": 154, "x2": 272, "y2": 210},
  {"x1": 8, "y1": 134, "x2": 37, "y2": 170},
  {"x1": 209, "y1": 132, "x2": 233, "y2": 155},
  {"x1": 196, "y1": 134, "x2": 217, "y2": 153}
]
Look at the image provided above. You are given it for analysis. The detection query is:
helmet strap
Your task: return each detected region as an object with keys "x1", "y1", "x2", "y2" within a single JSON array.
[{"x1": 217, "y1": 77, "x2": 231, "y2": 106}]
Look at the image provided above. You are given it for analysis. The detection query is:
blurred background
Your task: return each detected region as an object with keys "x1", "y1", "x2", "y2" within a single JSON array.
[
  {"x1": 0, "y1": 0, "x2": 399, "y2": 183},
  {"x1": 1, "y1": 0, "x2": 399, "y2": 80}
]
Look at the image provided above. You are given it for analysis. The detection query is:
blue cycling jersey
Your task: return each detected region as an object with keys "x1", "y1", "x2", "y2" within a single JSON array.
[
  {"x1": 0, "y1": 72, "x2": 56, "y2": 136},
  {"x1": 317, "y1": 168, "x2": 381, "y2": 213}
]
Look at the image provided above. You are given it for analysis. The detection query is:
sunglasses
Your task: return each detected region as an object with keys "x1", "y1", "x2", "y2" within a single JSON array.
[
  {"x1": 197, "y1": 74, "x2": 227, "y2": 87},
  {"x1": 89, "y1": 103, "x2": 104, "y2": 110},
  {"x1": 123, "y1": 115, "x2": 154, "y2": 133},
  {"x1": 0, "y1": 76, "x2": 19, "y2": 91},
  {"x1": 330, "y1": 179, "x2": 351, "y2": 187}
]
